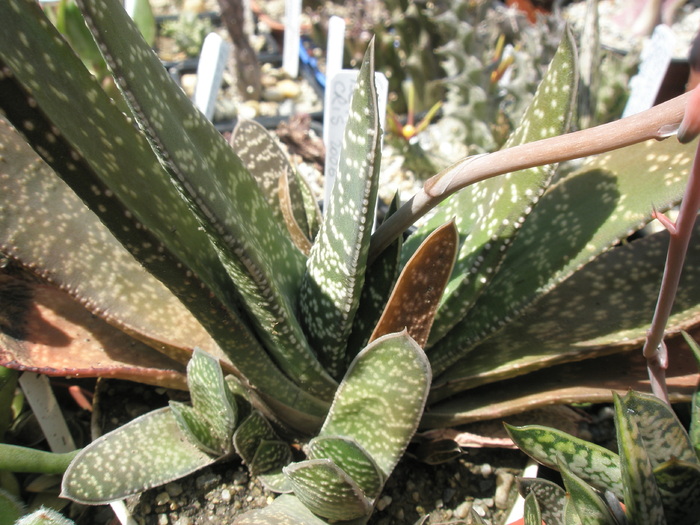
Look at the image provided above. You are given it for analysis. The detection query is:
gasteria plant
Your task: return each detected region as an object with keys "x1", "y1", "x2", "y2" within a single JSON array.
[
  {"x1": 1, "y1": 0, "x2": 700, "y2": 521},
  {"x1": 507, "y1": 334, "x2": 700, "y2": 525}
]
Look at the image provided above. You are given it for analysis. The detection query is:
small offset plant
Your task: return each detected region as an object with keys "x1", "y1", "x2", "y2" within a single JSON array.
[
  {"x1": 507, "y1": 334, "x2": 700, "y2": 525},
  {"x1": 1, "y1": 0, "x2": 700, "y2": 522}
]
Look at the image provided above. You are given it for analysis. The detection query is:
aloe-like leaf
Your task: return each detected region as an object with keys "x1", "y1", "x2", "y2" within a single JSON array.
[
  {"x1": 306, "y1": 436, "x2": 384, "y2": 500},
  {"x1": 0, "y1": 276, "x2": 187, "y2": 390},
  {"x1": 72, "y1": 0, "x2": 335, "y2": 400},
  {"x1": 613, "y1": 392, "x2": 665, "y2": 525},
  {"x1": 518, "y1": 477, "x2": 565, "y2": 525},
  {"x1": 425, "y1": 338, "x2": 698, "y2": 427},
  {"x1": 234, "y1": 493, "x2": 346, "y2": 525},
  {"x1": 346, "y1": 193, "x2": 403, "y2": 359},
  {"x1": 319, "y1": 331, "x2": 431, "y2": 479},
  {"x1": 61, "y1": 407, "x2": 215, "y2": 504},
  {"x1": 429, "y1": 134, "x2": 697, "y2": 377},
  {"x1": 369, "y1": 221, "x2": 458, "y2": 348},
  {"x1": 407, "y1": 25, "x2": 578, "y2": 349},
  {"x1": 559, "y1": 463, "x2": 618, "y2": 525},
  {"x1": 298, "y1": 42, "x2": 383, "y2": 379},
  {"x1": 563, "y1": 496, "x2": 584, "y2": 525},
  {"x1": 430, "y1": 210, "x2": 700, "y2": 404},
  {"x1": 183, "y1": 348, "x2": 237, "y2": 453},
  {"x1": 0, "y1": 0, "x2": 331, "y2": 429},
  {"x1": 524, "y1": 491, "x2": 543, "y2": 525},
  {"x1": 0, "y1": 106, "x2": 223, "y2": 368},
  {"x1": 283, "y1": 459, "x2": 372, "y2": 521},
  {"x1": 506, "y1": 424, "x2": 622, "y2": 498},
  {"x1": 169, "y1": 350, "x2": 238, "y2": 454},
  {"x1": 233, "y1": 410, "x2": 290, "y2": 479},
  {"x1": 653, "y1": 458, "x2": 700, "y2": 525},
  {"x1": 253, "y1": 440, "x2": 294, "y2": 493},
  {"x1": 231, "y1": 119, "x2": 311, "y2": 243},
  {"x1": 619, "y1": 390, "x2": 697, "y2": 466}
]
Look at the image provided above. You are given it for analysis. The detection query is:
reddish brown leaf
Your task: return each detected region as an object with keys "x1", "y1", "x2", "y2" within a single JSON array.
[
  {"x1": 0, "y1": 276, "x2": 187, "y2": 390},
  {"x1": 423, "y1": 332, "x2": 699, "y2": 429},
  {"x1": 370, "y1": 221, "x2": 458, "y2": 347}
]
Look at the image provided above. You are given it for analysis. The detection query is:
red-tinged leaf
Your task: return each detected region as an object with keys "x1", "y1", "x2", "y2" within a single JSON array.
[
  {"x1": 370, "y1": 221, "x2": 458, "y2": 347},
  {"x1": 0, "y1": 277, "x2": 186, "y2": 390}
]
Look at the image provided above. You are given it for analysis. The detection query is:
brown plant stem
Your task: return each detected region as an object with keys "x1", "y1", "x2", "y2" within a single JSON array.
[
  {"x1": 369, "y1": 91, "x2": 691, "y2": 262},
  {"x1": 642, "y1": 88, "x2": 700, "y2": 402}
]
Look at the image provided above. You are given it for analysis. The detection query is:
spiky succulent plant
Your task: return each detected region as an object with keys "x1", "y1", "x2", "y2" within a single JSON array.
[
  {"x1": 1, "y1": 0, "x2": 700, "y2": 522},
  {"x1": 508, "y1": 334, "x2": 700, "y2": 525}
]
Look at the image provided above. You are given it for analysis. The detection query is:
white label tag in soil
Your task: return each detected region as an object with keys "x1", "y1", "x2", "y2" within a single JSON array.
[
  {"x1": 194, "y1": 33, "x2": 231, "y2": 121},
  {"x1": 323, "y1": 70, "x2": 388, "y2": 209}
]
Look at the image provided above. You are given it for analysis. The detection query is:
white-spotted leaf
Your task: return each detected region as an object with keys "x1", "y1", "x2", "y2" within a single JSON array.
[
  {"x1": 283, "y1": 459, "x2": 372, "y2": 521},
  {"x1": 298, "y1": 41, "x2": 383, "y2": 379},
  {"x1": 61, "y1": 408, "x2": 215, "y2": 504}
]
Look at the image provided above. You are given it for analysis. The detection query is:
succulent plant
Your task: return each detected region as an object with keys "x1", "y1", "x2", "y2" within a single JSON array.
[
  {"x1": 507, "y1": 334, "x2": 700, "y2": 525},
  {"x1": 1, "y1": 0, "x2": 700, "y2": 522}
]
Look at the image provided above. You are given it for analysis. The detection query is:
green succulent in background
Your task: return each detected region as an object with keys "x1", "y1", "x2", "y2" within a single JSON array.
[
  {"x1": 507, "y1": 333, "x2": 700, "y2": 525},
  {"x1": 1, "y1": 0, "x2": 700, "y2": 522}
]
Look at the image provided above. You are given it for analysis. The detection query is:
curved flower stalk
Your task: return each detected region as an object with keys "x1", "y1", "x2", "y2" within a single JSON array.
[{"x1": 642, "y1": 85, "x2": 700, "y2": 402}]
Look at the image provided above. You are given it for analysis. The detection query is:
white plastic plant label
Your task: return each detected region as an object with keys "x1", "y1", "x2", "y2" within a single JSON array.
[
  {"x1": 323, "y1": 70, "x2": 388, "y2": 209},
  {"x1": 194, "y1": 33, "x2": 231, "y2": 121}
]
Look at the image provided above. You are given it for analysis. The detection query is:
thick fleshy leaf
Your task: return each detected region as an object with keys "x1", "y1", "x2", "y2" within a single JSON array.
[
  {"x1": 563, "y1": 496, "x2": 583, "y2": 525},
  {"x1": 559, "y1": 463, "x2": 617, "y2": 525},
  {"x1": 653, "y1": 458, "x2": 700, "y2": 525},
  {"x1": 369, "y1": 221, "x2": 458, "y2": 348},
  {"x1": 283, "y1": 459, "x2": 372, "y2": 521},
  {"x1": 61, "y1": 408, "x2": 215, "y2": 504},
  {"x1": 346, "y1": 194, "x2": 403, "y2": 360},
  {"x1": 524, "y1": 492, "x2": 543, "y2": 525},
  {"x1": 430, "y1": 213, "x2": 700, "y2": 403},
  {"x1": 253, "y1": 440, "x2": 294, "y2": 493},
  {"x1": 234, "y1": 494, "x2": 346, "y2": 525},
  {"x1": 613, "y1": 392, "x2": 665, "y2": 525},
  {"x1": 0, "y1": 0, "x2": 331, "y2": 430},
  {"x1": 406, "y1": 25, "x2": 578, "y2": 348},
  {"x1": 425, "y1": 340, "x2": 698, "y2": 427},
  {"x1": 429, "y1": 132, "x2": 697, "y2": 376},
  {"x1": 298, "y1": 42, "x2": 382, "y2": 379},
  {"x1": 505, "y1": 424, "x2": 622, "y2": 498},
  {"x1": 307, "y1": 436, "x2": 383, "y2": 499},
  {"x1": 233, "y1": 411, "x2": 290, "y2": 481},
  {"x1": 185, "y1": 348, "x2": 237, "y2": 452},
  {"x1": 0, "y1": 276, "x2": 186, "y2": 390},
  {"x1": 518, "y1": 478, "x2": 565, "y2": 525},
  {"x1": 0, "y1": 111, "x2": 224, "y2": 367},
  {"x1": 231, "y1": 119, "x2": 311, "y2": 243},
  {"x1": 319, "y1": 332, "x2": 431, "y2": 479},
  {"x1": 619, "y1": 390, "x2": 697, "y2": 466},
  {"x1": 169, "y1": 349, "x2": 238, "y2": 454},
  {"x1": 73, "y1": 0, "x2": 335, "y2": 400}
]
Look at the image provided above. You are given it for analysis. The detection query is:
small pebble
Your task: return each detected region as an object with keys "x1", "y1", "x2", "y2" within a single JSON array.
[
  {"x1": 480, "y1": 463, "x2": 493, "y2": 477},
  {"x1": 155, "y1": 491, "x2": 171, "y2": 506},
  {"x1": 411, "y1": 491, "x2": 421, "y2": 503},
  {"x1": 376, "y1": 495, "x2": 392, "y2": 511},
  {"x1": 166, "y1": 482, "x2": 184, "y2": 497},
  {"x1": 196, "y1": 472, "x2": 221, "y2": 490},
  {"x1": 454, "y1": 501, "x2": 473, "y2": 519},
  {"x1": 221, "y1": 489, "x2": 232, "y2": 503},
  {"x1": 495, "y1": 472, "x2": 515, "y2": 509}
]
